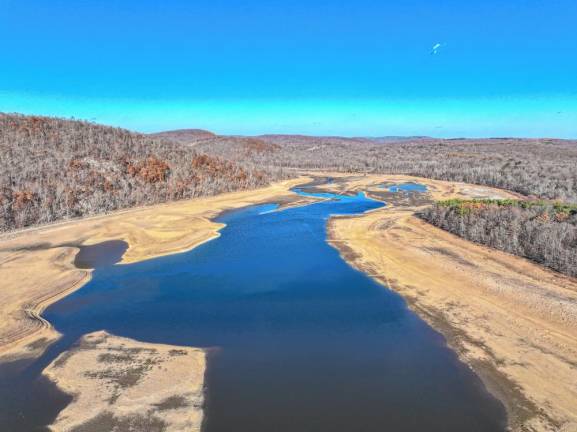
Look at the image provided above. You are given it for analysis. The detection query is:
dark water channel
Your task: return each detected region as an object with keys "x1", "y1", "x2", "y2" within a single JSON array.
[
  {"x1": 74, "y1": 240, "x2": 128, "y2": 269},
  {"x1": 0, "y1": 186, "x2": 506, "y2": 431}
]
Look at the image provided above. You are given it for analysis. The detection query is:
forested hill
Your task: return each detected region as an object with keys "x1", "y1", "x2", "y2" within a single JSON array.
[
  {"x1": 0, "y1": 114, "x2": 287, "y2": 232},
  {"x1": 3, "y1": 114, "x2": 576, "y2": 232},
  {"x1": 421, "y1": 199, "x2": 577, "y2": 278},
  {"x1": 189, "y1": 134, "x2": 577, "y2": 204}
]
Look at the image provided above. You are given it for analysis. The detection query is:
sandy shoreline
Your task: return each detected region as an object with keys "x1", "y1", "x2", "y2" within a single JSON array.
[
  {"x1": 323, "y1": 173, "x2": 577, "y2": 432},
  {"x1": 2, "y1": 172, "x2": 577, "y2": 431},
  {"x1": 0, "y1": 177, "x2": 308, "y2": 361},
  {"x1": 43, "y1": 331, "x2": 206, "y2": 431}
]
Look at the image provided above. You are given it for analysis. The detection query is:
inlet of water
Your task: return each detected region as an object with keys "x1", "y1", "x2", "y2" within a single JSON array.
[{"x1": 0, "y1": 184, "x2": 506, "y2": 431}]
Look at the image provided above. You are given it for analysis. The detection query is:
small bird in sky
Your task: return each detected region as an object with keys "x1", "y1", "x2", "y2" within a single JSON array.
[{"x1": 431, "y1": 43, "x2": 443, "y2": 55}]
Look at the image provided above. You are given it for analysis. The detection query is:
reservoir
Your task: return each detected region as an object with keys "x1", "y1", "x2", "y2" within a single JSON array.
[{"x1": 1, "y1": 186, "x2": 506, "y2": 431}]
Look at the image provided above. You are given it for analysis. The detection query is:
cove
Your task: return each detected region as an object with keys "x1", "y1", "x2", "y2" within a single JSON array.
[{"x1": 1, "y1": 186, "x2": 506, "y2": 431}]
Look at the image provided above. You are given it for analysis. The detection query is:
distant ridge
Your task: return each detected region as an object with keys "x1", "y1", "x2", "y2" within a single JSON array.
[
  {"x1": 5, "y1": 115, "x2": 574, "y2": 234},
  {"x1": 254, "y1": 134, "x2": 433, "y2": 145},
  {"x1": 150, "y1": 129, "x2": 216, "y2": 143},
  {"x1": 367, "y1": 136, "x2": 432, "y2": 143},
  {"x1": 159, "y1": 128, "x2": 576, "y2": 204}
]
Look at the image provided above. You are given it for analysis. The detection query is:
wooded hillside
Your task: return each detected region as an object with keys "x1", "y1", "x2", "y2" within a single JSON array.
[
  {"x1": 0, "y1": 114, "x2": 286, "y2": 231},
  {"x1": 4, "y1": 115, "x2": 577, "y2": 234},
  {"x1": 420, "y1": 199, "x2": 577, "y2": 277},
  {"x1": 189, "y1": 134, "x2": 577, "y2": 203}
]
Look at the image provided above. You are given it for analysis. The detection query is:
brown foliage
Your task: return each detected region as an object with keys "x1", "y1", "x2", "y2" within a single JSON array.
[
  {"x1": 12, "y1": 190, "x2": 36, "y2": 210},
  {"x1": 242, "y1": 138, "x2": 279, "y2": 154},
  {"x1": 127, "y1": 157, "x2": 171, "y2": 183},
  {"x1": 0, "y1": 114, "x2": 288, "y2": 231}
]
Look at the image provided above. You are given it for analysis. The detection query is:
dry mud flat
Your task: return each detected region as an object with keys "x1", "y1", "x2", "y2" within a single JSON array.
[
  {"x1": 43, "y1": 331, "x2": 205, "y2": 432},
  {"x1": 324, "y1": 173, "x2": 577, "y2": 432},
  {"x1": 0, "y1": 177, "x2": 308, "y2": 361}
]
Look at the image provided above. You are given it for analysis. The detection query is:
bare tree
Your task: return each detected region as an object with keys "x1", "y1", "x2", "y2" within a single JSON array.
[
  {"x1": 420, "y1": 199, "x2": 577, "y2": 277},
  {"x1": 0, "y1": 114, "x2": 288, "y2": 231}
]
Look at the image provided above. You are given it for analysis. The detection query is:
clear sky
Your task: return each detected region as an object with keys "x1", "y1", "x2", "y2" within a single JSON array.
[{"x1": 1, "y1": 0, "x2": 576, "y2": 137}]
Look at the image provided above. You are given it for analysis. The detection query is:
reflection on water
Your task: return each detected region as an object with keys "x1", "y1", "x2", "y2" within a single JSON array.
[
  {"x1": 0, "y1": 186, "x2": 506, "y2": 431},
  {"x1": 74, "y1": 240, "x2": 128, "y2": 269}
]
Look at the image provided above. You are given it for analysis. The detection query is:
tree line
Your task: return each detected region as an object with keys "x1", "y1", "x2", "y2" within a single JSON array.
[
  {"x1": 0, "y1": 114, "x2": 288, "y2": 231},
  {"x1": 419, "y1": 199, "x2": 577, "y2": 278},
  {"x1": 183, "y1": 132, "x2": 577, "y2": 277},
  {"x1": 191, "y1": 134, "x2": 577, "y2": 204},
  {"x1": 4, "y1": 111, "x2": 577, "y2": 269}
]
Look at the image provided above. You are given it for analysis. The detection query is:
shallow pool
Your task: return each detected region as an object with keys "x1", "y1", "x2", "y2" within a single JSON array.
[{"x1": 385, "y1": 182, "x2": 428, "y2": 193}]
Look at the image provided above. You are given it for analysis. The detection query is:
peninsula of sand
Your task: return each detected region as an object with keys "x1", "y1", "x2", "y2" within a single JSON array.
[
  {"x1": 1, "y1": 174, "x2": 576, "y2": 432},
  {"x1": 320, "y1": 173, "x2": 577, "y2": 432},
  {"x1": 43, "y1": 331, "x2": 206, "y2": 432}
]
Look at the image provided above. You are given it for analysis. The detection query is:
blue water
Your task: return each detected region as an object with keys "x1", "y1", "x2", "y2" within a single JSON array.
[
  {"x1": 386, "y1": 182, "x2": 428, "y2": 193},
  {"x1": 2, "y1": 188, "x2": 505, "y2": 431}
]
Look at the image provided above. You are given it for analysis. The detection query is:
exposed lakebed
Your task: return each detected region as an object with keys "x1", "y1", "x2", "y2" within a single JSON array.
[{"x1": 0, "y1": 184, "x2": 506, "y2": 431}]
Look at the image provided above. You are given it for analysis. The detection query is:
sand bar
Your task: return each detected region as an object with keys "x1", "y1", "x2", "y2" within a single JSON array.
[{"x1": 43, "y1": 330, "x2": 205, "y2": 432}]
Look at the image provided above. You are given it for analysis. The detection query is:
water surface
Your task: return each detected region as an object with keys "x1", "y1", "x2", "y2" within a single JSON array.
[
  {"x1": 1, "y1": 187, "x2": 506, "y2": 431},
  {"x1": 74, "y1": 240, "x2": 128, "y2": 269},
  {"x1": 385, "y1": 182, "x2": 429, "y2": 193}
]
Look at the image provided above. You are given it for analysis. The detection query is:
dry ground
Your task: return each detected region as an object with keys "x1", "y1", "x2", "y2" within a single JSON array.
[
  {"x1": 43, "y1": 331, "x2": 205, "y2": 432},
  {"x1": 324, "y1": 173, "x2": 577, "y2": 432}
]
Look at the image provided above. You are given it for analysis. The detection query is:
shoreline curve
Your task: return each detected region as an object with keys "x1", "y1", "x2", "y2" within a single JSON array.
[
  {"x1": 323, "y1": 172, "x2": 577, "y2": 432},
  {"x1": 0, "y1": 177, "x2": 309, "y2": 361}
]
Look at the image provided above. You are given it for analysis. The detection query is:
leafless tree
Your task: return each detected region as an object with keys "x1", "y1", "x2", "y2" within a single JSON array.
[
  {"x1": 420, "y1": 200, "x2": 577, "y2": 277},
  {"x1": 0, "y1": 114, "x2": 288, "y2": 231}
]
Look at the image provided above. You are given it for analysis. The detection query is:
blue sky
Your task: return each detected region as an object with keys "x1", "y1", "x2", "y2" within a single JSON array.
[{"x1": 1, "y1": 0, "x2": 576, "y2": 137}]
